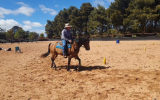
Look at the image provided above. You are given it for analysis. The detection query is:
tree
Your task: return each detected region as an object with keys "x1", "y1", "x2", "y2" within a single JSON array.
[
  {"x1": 14, "y1": 28, "x2": 25, "y2": 39},
  {"x1": 68, "y1": 6, "x2": 77, "y2": 21},
  {"x1": 153, "y1": 0, "x2": 160, "y2": 32},
  {"x1": 29, "y1": 32, "x2": 39, "y2": 39},
  {"x1": 106, "y1": 0, "x2": 131, "y2": 33},
  {"x1": 46, "y1": 7, "x2": 79, "y2": 38},
  {"x1": 127, "y1": 0, "x2": 160, "y2": 33},
  {"x1": 68, "y1": 6, "x2": 79, "y2": 36},
  {"x1": 12, "y1": 26, "x2": 21, "y2": 34},
  {"x1": 44, "y1": 1, "x2": 160, "y2": 37},
  {"x1": 69, "y1": 7, "x2": 83, "y2": 36},
  {"x1": 40, "y1": 33, "x2": 45, "y2": 38},
  {"x1": 88, "y1": 5, "x2": 110, "y2": 35},
  {"x1": 0, "y1": 32, "x2": 6, "y2": 39},
  {"x1": 45, "y1": 3, "x2": 93, "y2": 37},
  {"x1": 45, "y1": 20, "x2": 54, "y2": 38},
  {"x1": 45, "y1": 8, "x2": 71, "y2": 38},
  {"x1": 24, "y1": 31, "x2": 30, "y2": 39},
  {"x1": 55, "y1": 8, "x2": 70, "y2": 36},
  {"x1": 80, "y1": 3, "x2": 94, "y2": 35},
  {"x1": 0, "y1": 27, "x2": 6, "y2": 39},
  {"x1": 6, "y1": 29, "x2": 14, "y2": 40}
]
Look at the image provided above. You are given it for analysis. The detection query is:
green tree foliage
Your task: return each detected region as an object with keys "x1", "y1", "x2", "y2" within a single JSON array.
[
  {"x1": 24, "y1": 31, "x2": 30, "y2": 39},
  {"x1": 45, "y1": 20, "x2": 54, "y2": 38},
  {"x1": 1, "y1": 25, "x2": 40, "y2": 41},
  {"x1": 14, "y1": 28, "x2": 25, "y2": 39},
  {"x1": 68, "y1": 6, "x2": 80, "y2": 36},
  {"x1": 45, "y1": 6, "x2": 80, "y2": 38},
  {"x1": 2, "y1": 1, "x2": 160, "y2": 40},
  {"x1": 6, "y1": 29, "x2": 15, "y2": 40},
  {"x1": 127, "y1": 0, "x2": 160, "y2": 33},
  {"x1": 0, "y1": 32, "x2": 6, "y2": 39},
  {"x1": 12, "y1": 26, "x2": 21, "y2": 34},
  {"x1": 29, "y1": 32, "x2": 39, "y2": 39},
  {"x1": 80, "y1": 3, "x2": 94, "y2": 35},
  {"x1": 88, "y1": 5, "x2": 110, "y2": 35},
  {"x1": 106, "y1": 0, "x2": 131, "y2": 33},
  {"x1": 45, "y1": 1, "x2": 160, "y2": 38},
  {"x1": 55, "y1": 8, "x2": 70, "y2": 36},
  {"x1": 40, "y1": 33, "x2": 45, "y2": 38},
  {"x1": 0, "y1": 27, "x2": 6, "y2": 39},
  {"x1": 0, "y1": 27, "x2": 5, "y2": 39}
]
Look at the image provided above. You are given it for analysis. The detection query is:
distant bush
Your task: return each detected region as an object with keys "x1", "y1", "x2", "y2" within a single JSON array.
[
  {"x1": 132, "y1": 35, "x2": 137, "y2": 37},
  {"x1": 38, "y1": 38, "x2": 49, "y2": 41}
]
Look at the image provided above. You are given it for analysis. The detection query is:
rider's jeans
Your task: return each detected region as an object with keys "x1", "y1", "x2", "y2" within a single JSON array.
[{"x1": 62, "y1": 39, "x2": 67, "y2": 55}]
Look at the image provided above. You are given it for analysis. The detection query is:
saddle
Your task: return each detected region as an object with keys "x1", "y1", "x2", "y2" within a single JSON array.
[
  {"x1": 56, "y1": 42, "x2": 72, "y2": 49},
  {"x1": 56, "y1": 42, "x2": 72, "y2": 56}
]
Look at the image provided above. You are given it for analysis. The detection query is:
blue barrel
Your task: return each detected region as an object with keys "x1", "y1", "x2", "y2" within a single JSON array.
[{"x1": 116, "y1": 40, "x2": 120, "y2": 43}]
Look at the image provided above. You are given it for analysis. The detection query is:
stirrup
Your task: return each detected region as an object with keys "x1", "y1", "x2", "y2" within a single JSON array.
[{"x1": 63, "y1": 55, "x2": 67, "y2": 58}]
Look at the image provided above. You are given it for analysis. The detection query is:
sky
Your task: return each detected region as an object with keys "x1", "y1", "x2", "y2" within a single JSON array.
[{"x1": 0, "y1": 0, "x2": 114, "y2": 36}]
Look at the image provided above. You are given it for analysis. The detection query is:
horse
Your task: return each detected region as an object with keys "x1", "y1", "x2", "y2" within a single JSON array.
[{"x1": 41, "y1": 37, "x2": 90, "y2": 71}]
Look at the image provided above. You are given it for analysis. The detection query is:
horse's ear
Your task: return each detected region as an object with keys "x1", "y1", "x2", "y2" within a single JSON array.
[{"x1": 77, "y1": 33, "x2": 80, "y2": 38}]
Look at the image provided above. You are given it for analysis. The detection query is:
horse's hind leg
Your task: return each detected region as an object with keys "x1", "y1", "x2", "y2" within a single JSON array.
[
  {"x1": 51, "y1": 58, "x2": 56, "y2": 70},
  {"x1": 51, "y1": 54, "x2": 57, "y2": 70}
]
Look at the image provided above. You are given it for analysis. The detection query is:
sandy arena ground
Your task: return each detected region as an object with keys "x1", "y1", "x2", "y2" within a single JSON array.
[{"x1": 0, "y1": 40, "x2": 160, "y2": 100}]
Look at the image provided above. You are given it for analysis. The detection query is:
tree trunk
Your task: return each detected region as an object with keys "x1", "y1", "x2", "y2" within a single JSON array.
[
  {"x1": 101, "y1": 24, "x2": 103, "y2": 35},
  {"x1": 154, "y1": 19, "x2": 157, "y2": 32},
  {"x1": 144, "y1": 25, "x2": 146, "y2": 33}
]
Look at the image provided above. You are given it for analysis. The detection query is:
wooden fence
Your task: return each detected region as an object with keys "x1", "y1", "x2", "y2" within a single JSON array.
[{"x1": 52, "y1": 33, "x2": 159, "y2": 39}]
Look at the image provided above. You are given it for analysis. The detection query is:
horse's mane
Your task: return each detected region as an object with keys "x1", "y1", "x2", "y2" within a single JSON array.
[{"x1": 74, "y1": 37, "x2": 88, "y2": 44}]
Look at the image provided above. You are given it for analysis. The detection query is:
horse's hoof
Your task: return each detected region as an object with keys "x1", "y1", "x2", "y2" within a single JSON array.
[
  {"x1": 76, "y1": 68, "x2": 79, "y2": 72},
  {"x1": 54, "y1": 68, "x2": 58, "y2": 71},
  {"x1": 67, "y1": 70, "x2": 71, "y2": 72}
]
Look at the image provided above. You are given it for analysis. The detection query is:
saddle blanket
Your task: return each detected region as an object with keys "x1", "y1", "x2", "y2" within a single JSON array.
[{"x1": 56, "y1": 42, "x2": 71, "y2": 49}]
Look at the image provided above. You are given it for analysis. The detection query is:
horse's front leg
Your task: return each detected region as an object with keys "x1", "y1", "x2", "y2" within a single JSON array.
[
  {"x1": 67, "y1": 57, "x2": 71, "y2": 72},
  {"x1": 75, "y1": 56, "x2": 81, "y2": 71}
]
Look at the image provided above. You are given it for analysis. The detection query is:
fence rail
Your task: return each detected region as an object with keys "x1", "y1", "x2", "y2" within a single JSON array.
[
  {"x1": 52, "y1": 33, "x2": 159, "y2": 39},
  {"x1": 0, "y1": 33, "x2": 159, "y2": 43}
]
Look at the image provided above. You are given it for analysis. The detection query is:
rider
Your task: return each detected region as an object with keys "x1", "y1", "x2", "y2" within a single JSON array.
[{"x1": 61, "y1": 23, "x2": 73, "y2": 58}]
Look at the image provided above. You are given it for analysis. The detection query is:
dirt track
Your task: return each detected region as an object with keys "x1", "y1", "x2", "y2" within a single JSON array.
[{"x1": 0, "y1": 41, "x2": 160, "y2": 100}]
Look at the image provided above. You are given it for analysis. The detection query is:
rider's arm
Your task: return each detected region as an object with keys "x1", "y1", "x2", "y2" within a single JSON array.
[{"x1": 61, "y1": 29, "x2": 69, "y2": 41}]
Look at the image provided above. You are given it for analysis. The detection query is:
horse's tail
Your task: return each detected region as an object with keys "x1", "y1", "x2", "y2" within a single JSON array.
[{"x1": 41, "y1": 43, "x2": 52, "y2": 58}]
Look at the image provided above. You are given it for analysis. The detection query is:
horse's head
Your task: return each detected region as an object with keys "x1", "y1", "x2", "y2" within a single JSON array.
[
  {"x1": 73, "y1": 37, "x2": 90, "y2": 51},
  {"x1": 83, "y1": 38, "x2": 90, "y2": 50}
]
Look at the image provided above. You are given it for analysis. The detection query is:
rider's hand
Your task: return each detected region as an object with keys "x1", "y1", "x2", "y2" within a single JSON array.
[{"x1": 69, "y1": 40, "x2": 72, "y2": 43}]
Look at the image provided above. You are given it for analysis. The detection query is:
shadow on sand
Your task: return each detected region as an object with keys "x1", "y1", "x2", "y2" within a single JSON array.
[{"x1": 58, "y1": 65, "x2": 111, "y2": 71}]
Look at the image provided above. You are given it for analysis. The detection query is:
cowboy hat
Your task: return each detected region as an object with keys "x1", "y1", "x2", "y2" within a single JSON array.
[{"x1": 64, "y1": 23, "x2": 72, "y2": 28}]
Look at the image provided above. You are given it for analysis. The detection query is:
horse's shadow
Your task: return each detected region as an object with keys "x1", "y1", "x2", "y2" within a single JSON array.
[{"x1": 58, "y1": 65, "x2": 111, "y2": 71}]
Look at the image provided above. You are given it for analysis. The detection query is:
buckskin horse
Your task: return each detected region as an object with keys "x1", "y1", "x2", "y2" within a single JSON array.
[{"x1": 41, "y1": 37, "x2": 90, "y2": 71}]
